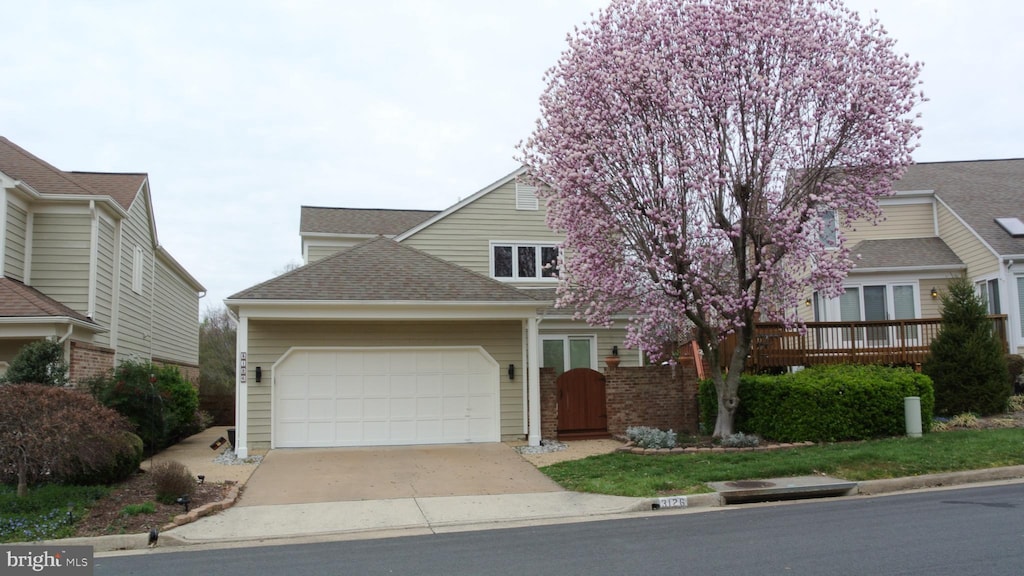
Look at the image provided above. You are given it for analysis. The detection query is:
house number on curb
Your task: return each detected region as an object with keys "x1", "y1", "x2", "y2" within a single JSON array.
[{"x1": 657, "y1": 496, "x2": 688, "y2": 509}]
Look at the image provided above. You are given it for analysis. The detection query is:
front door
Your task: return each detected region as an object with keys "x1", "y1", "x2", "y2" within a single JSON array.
[{"x1": 556, "y1": 368, "x2": 607, "y2": 436}]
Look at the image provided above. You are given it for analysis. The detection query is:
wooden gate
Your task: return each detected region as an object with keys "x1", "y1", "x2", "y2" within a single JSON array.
[{"x1": 556, "y1": 368, "x2": 608, "y2": 438}]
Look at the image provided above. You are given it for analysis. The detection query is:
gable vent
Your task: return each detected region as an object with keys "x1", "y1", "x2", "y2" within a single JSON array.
[
  {"x1": 516, "y1": 182, "x2": 539, "y2": 211},
  {"x1": 995, "y1": 217, "x2": 1024, "y2": 238}
]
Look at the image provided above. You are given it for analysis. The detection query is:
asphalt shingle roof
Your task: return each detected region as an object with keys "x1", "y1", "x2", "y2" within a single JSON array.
[
  {"x1": 0, "y1": 277, "x2": 96, "y2": 323},
  {"x1": 300, "y1": 206, "x2": 439, "y2": 236},
  {"x1": 229, "y1": 236, "x2": 543, "y2": 303},
  {"x1": 0, "y1": 137, "x2": 143, "y2": 210},
  {"x1": 850, "y1": 237, "x2": 964, "y2": 270},
  {"x1": 896, "y1": 159, "x2": 1024, "y2": 256}
]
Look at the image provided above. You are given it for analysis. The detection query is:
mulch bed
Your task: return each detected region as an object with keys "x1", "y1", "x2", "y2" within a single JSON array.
[{"x1": 73, "y1": 471, "x2": 233, "y2": 537}]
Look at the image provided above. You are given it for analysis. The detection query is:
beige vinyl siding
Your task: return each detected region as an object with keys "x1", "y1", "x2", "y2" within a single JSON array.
[
  {"x1": 30, "y1": 211, "x2": 91, "y2": 314},
  {"x1": 245, "y1": 320, "x2": 524, "y2": 449},
  {"x1": 844, "y1": 203, "x2": 935, "y2": 243},
  {"x1": 402, "y1": 181, "x2": 562, "y2": 286},
  {"x1": 92, "y1": 217, "x2": 117, "y2": 348},
  {"x1": 306, "y1": 242, "x2": 355, "y2": 263},
  {"x1": 114, "y1": 197, "x2": 155, "y2": 361},
  {"x1": 5, "y1": 202, "x2": 27, "y2": 282},
  {"x1": 936, "y1": 204, "x2": 999, "y2": 277},
  {"x1": 151, "y1": 257, "x2": 200, "y2": 365}
]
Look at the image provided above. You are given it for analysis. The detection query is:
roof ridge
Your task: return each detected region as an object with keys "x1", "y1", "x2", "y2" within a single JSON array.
[{"x1": 0, "y1": 136, "x2": 103, "y2": 197}]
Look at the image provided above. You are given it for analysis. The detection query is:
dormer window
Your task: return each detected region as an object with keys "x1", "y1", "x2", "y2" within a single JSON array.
[{"x1": 492, "y1": 243, "x2": 559, "y2": 279}]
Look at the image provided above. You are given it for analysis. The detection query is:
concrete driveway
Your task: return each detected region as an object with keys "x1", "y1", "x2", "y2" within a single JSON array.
[{"x1": 237, "y1": 443, "x2": 564, "y2": 506}]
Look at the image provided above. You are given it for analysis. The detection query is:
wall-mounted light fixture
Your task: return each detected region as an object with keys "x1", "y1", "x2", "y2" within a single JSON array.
[
  {"x1": 508, "y1": 363, "x2": 515, "y2": 380},
  {"x1": 805, "y1": 298, "x2": 812, "y2": 307},
  {"x1": 930, "y1": 287, "x2": 938, "y2": 299},
  {"x1": 611, "y1": 345, "x2": 619, "y2": 357},
  {"x1": 255, "y1": 366, "x2": 262, "y2": 383}
]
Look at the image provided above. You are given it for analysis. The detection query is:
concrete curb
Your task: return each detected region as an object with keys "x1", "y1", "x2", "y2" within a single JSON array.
[
  {"x1": 856, "y1": 465, "x2": 1024, "y2": 495},
  {"x1": 37, "y1": 466, "x2": 1024, "y2": 553}
]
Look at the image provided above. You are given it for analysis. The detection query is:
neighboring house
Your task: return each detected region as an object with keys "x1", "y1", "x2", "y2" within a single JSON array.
[
  {"x1": 806, "y1": 159, "x2": 1024, "y2": 355},
  {"x1": 227, "y1": 168, "x2": 656, "y2": 456},
  {"x1": 0, "y1": 137, "x2": 206, "y2": 384}
]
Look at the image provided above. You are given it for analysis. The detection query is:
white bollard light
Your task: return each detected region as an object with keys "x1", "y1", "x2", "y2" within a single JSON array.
[{"x1": 904, "y1": 396, "x2": 922, "y2": 438}]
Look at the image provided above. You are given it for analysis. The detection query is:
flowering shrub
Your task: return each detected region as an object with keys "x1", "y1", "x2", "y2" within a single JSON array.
[{"x1": 626, "y1": 426, "x2": 677, "y2": 449}]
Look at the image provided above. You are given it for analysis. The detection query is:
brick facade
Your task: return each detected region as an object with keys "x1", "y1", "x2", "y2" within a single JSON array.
[
  {"x1": 68, "y1": 340, "x2": 116, "y2": 384},
  {"x1": 154, "y1": 357, "x2": 201, "y2": 387},
  {"x1": 539, "y1": 364, "x2": 699, "y2": 440}
]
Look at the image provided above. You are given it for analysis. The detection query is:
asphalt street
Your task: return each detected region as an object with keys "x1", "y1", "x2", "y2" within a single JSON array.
[{"x1": 98, "y1": 482, "x2": 1024, "y2": 576}]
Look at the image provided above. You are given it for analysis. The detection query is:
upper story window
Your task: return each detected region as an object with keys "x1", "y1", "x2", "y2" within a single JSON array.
[
  {"x1": 819, "y1": 209, "x2": 838, "y2": 248},
  {"x1": 492, "y1": 243, "x2": 559, "y2": 280},
  {"x1": 976, "y1": 278, "x2": 1001, "y2": 314},
  {"x1": 515, "y1": 182, "x2": 539, "y2": 211},
  {"x1": 132, "y1": 245, "x2": 144, "y2": 294}
]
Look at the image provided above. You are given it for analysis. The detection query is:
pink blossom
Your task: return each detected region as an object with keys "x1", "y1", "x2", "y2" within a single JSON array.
[{"x1": 519, "y1": 0, "x2": 923, "y2": 436}]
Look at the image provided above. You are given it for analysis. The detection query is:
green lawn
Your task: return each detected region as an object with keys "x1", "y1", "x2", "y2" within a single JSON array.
[
  {"x1": 0, "y1": 484, "x2": 109, "y2": 543},
  {"x1": 541, "y1": 429, "x2": 1024, "y2": 497}
]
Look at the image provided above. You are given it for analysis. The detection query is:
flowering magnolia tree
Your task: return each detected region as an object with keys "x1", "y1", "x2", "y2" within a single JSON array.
[{"x1": 520, "y1": 0, "x2": 923, "y2": 436}]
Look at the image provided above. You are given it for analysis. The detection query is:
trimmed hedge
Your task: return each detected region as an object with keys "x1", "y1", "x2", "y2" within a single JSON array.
[{"x1": 700, "y1": 364, "x2": 934, "y2": 442}]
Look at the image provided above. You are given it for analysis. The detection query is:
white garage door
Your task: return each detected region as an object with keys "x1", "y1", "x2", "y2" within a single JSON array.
[{"x1": 273, "y1": 347, "x2": 500, "y2": 447}]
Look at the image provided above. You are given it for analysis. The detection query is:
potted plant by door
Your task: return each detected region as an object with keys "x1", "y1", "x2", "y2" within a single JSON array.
[{"x1": 605, "y1": 346, "x2": 621, "y2": 368}]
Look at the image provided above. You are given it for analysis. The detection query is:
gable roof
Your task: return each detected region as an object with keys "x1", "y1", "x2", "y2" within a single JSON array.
[
  {"x1": 395, "y1": 166, "x2": 529, "y2": 241},
  {"x1": 229, "y1": 236, "x2": 542, "y2": 303},
  {"x1": 0, "y1": 137, "x2": 143, "y2": 210},
  {"x1": 300, "y1": 206, "x2": 439, "y2": 236},
  {"x1": 850, "y1": 237, "x2": 965, "y2": 272},
  {"x1": 0, "y1": 277, "x2": 100, "y2": 327},
  {"x1": 895, "y1": 159, "x2": 1024, "y2": 256}
]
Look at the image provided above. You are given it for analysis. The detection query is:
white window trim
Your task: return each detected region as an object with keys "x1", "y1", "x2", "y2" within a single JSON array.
[
  {"x1": 819, "y1": 208, "x2": 839, "y2": 249},
  {"x1": 489, "y1": 241, "x2": 560, "y2": 281},
  {"x1": 973, "y1": 275, "x2": 1001, "y2": 315},
  {"x1": 540, "y1": 334, "x2": 598, "y2": 372},
  {"x1": 824, "y1": 281, "x2": 921, "y2": 322}
]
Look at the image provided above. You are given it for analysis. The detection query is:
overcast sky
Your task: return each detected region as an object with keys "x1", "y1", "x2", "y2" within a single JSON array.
[{"x1": 2, "y1": 0, "x2": 1022, "y2": 312}]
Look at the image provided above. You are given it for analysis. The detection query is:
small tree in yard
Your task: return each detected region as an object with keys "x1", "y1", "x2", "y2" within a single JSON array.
[
  {"x1": 922, "y1": 275, "x2": 1010, "y2": 416},
  {"x1": 0, "y1": 384, "x2": 132, "y2": 497},
  {"x1": 520, "y1": 0, "x2": 923, "y2": 436},
  {"x1": 3, "y1": 339, "x2": 68, "y2": 386}
]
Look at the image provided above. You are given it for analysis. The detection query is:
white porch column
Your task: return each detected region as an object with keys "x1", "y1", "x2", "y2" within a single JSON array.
[
  {"x1": 527, "y1": 316, "x2": 541, "y2": 446},
  {"x1": 234, "y1": 315, "x2": 249, "y2": 458}
]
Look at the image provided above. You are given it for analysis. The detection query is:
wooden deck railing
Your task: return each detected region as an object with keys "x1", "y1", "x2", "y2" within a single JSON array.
[{"x1": 712, "y1": 315, "x2": 1008, "y2": 371}]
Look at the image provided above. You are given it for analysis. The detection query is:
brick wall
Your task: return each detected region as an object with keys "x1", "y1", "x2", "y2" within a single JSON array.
[
  {"x1": 539, "y1": 364, "x2": 699, "y2": 440},
  {"x1": 68, "y1": 340, "x2": 116, "y2": 384},
  {"x1": 154, "y1": 357, "x2": 200, "y2": 387},
  {"x1": 605, "y1": 364, "x2": 699, "y2": 436}
]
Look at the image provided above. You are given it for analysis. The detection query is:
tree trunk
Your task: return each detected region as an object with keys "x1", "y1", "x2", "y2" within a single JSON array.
[
  {"x1": 711, "y1": 335, "x2": 752, "y2": 438},
  {"x1": 17, "y1": 454, "x2": 27, "y2": 498}
]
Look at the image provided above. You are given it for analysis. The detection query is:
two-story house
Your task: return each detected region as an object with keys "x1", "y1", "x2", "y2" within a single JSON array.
[
  {"x1": 804, "y1": 158, "x2": 1023, "y2": 356},
  {"x1": 0, "y1": 137, "x2": 205, "y2": 384},
  {"x1": 227, "y1": 168, "x2": 645, "y2": 456}
]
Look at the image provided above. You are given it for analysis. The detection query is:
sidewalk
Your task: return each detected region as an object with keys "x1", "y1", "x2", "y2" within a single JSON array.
[{"x1": 43, "y1": 427, "x2": 1024, "y2": 554}]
